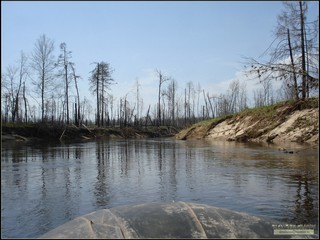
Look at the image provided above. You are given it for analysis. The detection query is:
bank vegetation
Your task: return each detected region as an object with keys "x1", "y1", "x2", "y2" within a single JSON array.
[{"x1": 176, "y1": 97, "x2": 318, "y2": 145}]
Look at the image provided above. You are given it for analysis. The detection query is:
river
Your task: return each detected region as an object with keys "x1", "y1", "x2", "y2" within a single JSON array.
[{"x1": 1, "y1": 138, "x2": 318, "y2": 238}]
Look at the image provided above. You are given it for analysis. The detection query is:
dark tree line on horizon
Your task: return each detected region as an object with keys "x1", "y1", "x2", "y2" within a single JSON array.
[{"x1": 1, "y1": 1, "x2": 318, "y2": 128}]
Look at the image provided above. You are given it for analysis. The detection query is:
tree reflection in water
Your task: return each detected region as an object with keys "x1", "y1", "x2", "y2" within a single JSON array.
[
  {"x1": 94, "y1": 141, "x2": 111, "y2": 207},
  {"x1": 291, "y1": 172, "x2": 317, "y2": 225}
]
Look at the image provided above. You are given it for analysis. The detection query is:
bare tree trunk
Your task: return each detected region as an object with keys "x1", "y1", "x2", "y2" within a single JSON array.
[
  {"x1": 41, "y1": 70, "x2": 45, "y2": 122},
  {"x1": 158, "y1": 72, "x2": 162, "y2": 127},
  {"x1": 70, "y1": 63, "x2": 81, "y2": 126},
  {"x1": 156, "y1": 70, "x2": 169, "y2": 127},
  {"x1": 299, "y1": 0, "x2": 307, "y2": 99},
  {"x1": 135, "y1": 79, "x2": 140, "y2": 125},
  {"x1": 124, "y1": 97, "x2": 127, "y2": 127},
  {"x1": 188, "y1": 83, "x2": 191, "y2": 119},
  {"x1": 96, "y1": 63, "x2": 100, "y2": 127},
  {"x1": 196, "y1": 83, "x2": 201, "y2": 119},
  {"x1": 75, "y1": 102, "x2": 77, "y2": 125},
  {"x1": 287, "y1": 28, "x2": 299, "y2": 100},
  {"x1": 4, "y1": 95, "x2": 9, "y2": 122},
  {"x1": 206, "y1": 93, "x2": 214, "y2": 118},
  {"x1": 110, "y1": 96, "x2": 114, "y2": 127},
  {"x1": 172, "y1": 80, "x2": 175, "y2": 126},
  {"x1": 13, "y1": 53, "x2": 27, "y2": 122},
  {"x1": 184, "y1": 88, "x2": 187, "y2": 124},
  {"x1": 13, "y1": 94, "x2": 20, "y2": 122},
  {"x1": 304, "y1": 28, "x2": 309, "y2": 98},
  {"x1": 145, "y1": 104, "x2": 151, "y2": 126},
  {"x1": 101, "y1": 88, "x2": 104, "y2": 126},
  {"x1": 202, "y1": 90, "x2": 209, "y2": 118},
  {"x1": 65, "y1": 63, "x2": 69, "y2": 124},
  {"x1": 23, "y1": 82, "x2": 27, "y2": 123},
  {"x1": 101, "y1": 71, "x2": 105, "y2": 127},
  {"x1": 50, "y1": 95, "x2": 55, "y2": 123}
]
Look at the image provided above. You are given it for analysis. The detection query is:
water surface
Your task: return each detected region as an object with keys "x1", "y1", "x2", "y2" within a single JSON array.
[{"x1": 1, "y1": 138, "x2": 318, "y2": 238}]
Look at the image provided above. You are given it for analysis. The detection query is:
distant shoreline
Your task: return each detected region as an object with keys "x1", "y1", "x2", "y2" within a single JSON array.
[{"x1": 1, "y1": 124, "x2": 178, "y2": 143}]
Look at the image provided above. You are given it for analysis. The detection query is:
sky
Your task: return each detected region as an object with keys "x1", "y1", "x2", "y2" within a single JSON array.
[{"x1": 1, "y1": 1, "x2": 319, "y2": 117}]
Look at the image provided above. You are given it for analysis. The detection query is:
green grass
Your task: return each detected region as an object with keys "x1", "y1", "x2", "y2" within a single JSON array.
[{"x1": 182, "y1": 114, "x2": 233, "y2": 134}]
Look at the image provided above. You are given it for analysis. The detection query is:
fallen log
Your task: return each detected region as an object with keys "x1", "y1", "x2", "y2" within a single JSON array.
[
  {"x1": 12, "y1": 134, "x2": 28, "y2": 141},
  {"x1": 59, "y1": 128, "x2": 67, "y2": 141},
  {"x1": 82, "y1": 123, "x2": 96, "y2": 137}
]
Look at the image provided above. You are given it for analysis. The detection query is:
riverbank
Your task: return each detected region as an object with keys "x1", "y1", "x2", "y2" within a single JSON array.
[
  {"x1": 176, "y1": 97, "x2": 319, "y2": 145},
  {"x1": 1, "y1": 123, "x2": 178, "y2": 142},
  {"x1": 2, "y1": 98, "x2": 318, "y2": 144}
]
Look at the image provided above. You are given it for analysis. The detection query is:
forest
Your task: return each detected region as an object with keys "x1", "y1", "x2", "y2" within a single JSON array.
[{"x1": 1, "y1": 1, "x2": 318, "y2": 130}]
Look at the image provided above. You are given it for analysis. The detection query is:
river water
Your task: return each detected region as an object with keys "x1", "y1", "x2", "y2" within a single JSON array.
[{"x1": 1, "y1": 138, "x2": 319, "y2": 238}]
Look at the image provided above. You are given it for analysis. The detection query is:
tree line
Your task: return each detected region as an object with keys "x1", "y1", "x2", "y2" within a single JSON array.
[
  {"x1": 0, "y1": 34, "x2": 253, "y2": 128},
  {"x1": 1, "y1": 1, "x2": 318, "y2": 129}
]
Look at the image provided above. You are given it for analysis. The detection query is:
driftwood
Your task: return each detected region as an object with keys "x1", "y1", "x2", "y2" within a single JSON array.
[
  {"x1": 81, "y1": 135, "x2": 91, "y2": 140},
  {"x1": 12, "y1": 134, "x2": 28, "y2": 141},
  {"x1": 82, "y1": 123, "x2": 93, "y2": 133},
  {"x1": 82, "y1": 123, "x2": 96, "y2": 137},
  {"x1": 59, "y1": 128, "x2": 67, "y2": 141}
]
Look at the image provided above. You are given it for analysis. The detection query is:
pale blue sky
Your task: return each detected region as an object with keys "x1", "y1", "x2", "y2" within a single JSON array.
[{"x1": 1, "y1": 1, "x2": 319, "y2": 113}]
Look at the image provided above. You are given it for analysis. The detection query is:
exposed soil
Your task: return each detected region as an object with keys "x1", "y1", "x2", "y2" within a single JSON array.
[{"x1": 176, "y1": 98, "x2": 319, "y2": 146}]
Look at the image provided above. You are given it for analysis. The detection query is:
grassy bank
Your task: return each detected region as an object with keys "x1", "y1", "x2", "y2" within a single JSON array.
[{"x1": 176, "y1": 97, "x2": 319, "y2": 143}]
